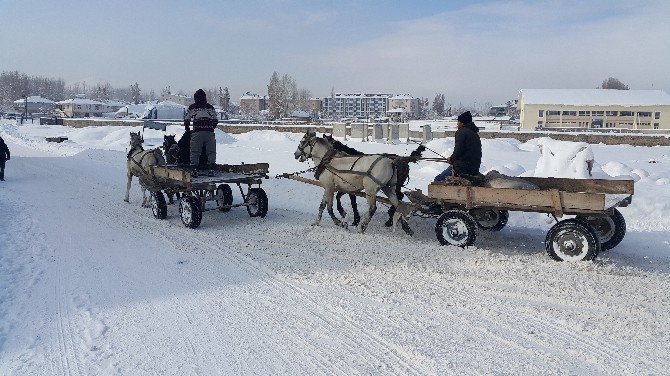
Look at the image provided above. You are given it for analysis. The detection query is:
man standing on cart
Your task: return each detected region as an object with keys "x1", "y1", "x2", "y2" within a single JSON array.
[
  {"x1": 434, "y1": 111, "x2": 482, "y2": 181},
  {"x1": 184, "y1": 89, "x2": 219, "y2": 176}
]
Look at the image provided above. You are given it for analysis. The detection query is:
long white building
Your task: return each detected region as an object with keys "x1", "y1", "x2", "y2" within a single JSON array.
[{"x1": 519, "y1": 89, "x2": 670, "y2": 131}]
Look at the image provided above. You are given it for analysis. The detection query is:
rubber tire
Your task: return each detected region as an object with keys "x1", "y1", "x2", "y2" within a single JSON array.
[
  {"x1": 545, "y1": 219, "x2": 600, "y2": 262},
  {"x1": 575, "y1": 209, "x2": 626, "y2": 251},
  {"x1": 246, "y1": 188, "x2": 268, "y2": 218},
  {"x1": 179, "y1": 196, "x2": 202, "y2": 229},
  {"x1": 435, "y1": 210, "x2": 478, "y2": 247},
  {"x1": 470, "y1": 209, "x2": 509, "y2": 231},
  {"x1": 216, "y1": 184, "x2": 234, "y2": 212},
  {"x1": 150, "y1": 191, "x2": 167, "y2": 219}
]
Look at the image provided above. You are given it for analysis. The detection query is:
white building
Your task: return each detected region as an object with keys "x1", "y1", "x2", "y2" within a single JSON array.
[
  {"x1": 321, "y1": 93, "x2": 392, "y2": 120},
  {"x1": 519, "y1": 89, "x2": 670, "y2": 131},
  {"x1": 56, "y1": 99, "x2": 115, "y2": 118},
  {"x1": 388, "y1": 94, "x2": 420, "y2": 120},
  {"x1": 13, "y1": 96, "x2": 55, "y2": 115}
]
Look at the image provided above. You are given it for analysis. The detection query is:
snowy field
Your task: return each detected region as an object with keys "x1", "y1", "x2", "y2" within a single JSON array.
[{"x1": 1, "y1": 119, "x2": 669, "y2": 375}]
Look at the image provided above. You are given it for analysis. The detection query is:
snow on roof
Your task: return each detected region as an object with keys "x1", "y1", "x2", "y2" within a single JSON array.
[
  {"x1": 57, "y1": 98, "x2": 105, "y2": 105},
  {"x1": 389, "y1": 94, "x2": 416, "y2": 100},
  {"x1": 520, "y1": 89, "x2": 670, "y2": 106},
  {"x1": 240, "y1": 92, "x2": 263, "y2": 100},
  {"x1": 387, "y1": 108, "x2": 405, "y2": 113},
  {"x1": 13, "y1": 96, "x2": 55, "y2": 104}
]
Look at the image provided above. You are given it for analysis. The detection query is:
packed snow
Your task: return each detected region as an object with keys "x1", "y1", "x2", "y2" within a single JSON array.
[{"x1": 1, "y1": 119, "x2": 670, "y2": 375}]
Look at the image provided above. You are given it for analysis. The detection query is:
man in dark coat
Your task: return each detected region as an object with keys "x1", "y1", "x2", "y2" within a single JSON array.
[
  {"x1": 434, "y1": 111, "x2": 481, "y2": 181},
  {"x1": 0, "y1": 136, "x2": 10, "y2": 181},
  {"x1": 184, "y1": 89, "x2": 218, "y2": 173}
]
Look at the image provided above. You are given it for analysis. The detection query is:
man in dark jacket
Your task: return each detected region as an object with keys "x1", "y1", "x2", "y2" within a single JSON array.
[
  {"x1": 0, "y1": 136, "x2": 10, "y2": 181},
  {"x1": 184, "y1": 89, "x2": 218, "y2": 174},
  {"x1": 434, "y1": 111, "x2": 481, "y2": 181}
]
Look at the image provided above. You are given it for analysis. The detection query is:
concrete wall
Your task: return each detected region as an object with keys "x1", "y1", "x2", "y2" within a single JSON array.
[{"x1": 59, "y1": 119, "x2": 670, "y2": 146}]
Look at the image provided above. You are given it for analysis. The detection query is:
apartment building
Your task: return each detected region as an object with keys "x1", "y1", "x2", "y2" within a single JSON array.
[
  {"x1": 519, "y1": 89, "x2": 670, "y2": 131},
  {"x1": 388, "y1": 94, "x2": 420, "y2": 120},
  {"x1": 319, "y1": 93, "x2": 391, "y2": 120}
]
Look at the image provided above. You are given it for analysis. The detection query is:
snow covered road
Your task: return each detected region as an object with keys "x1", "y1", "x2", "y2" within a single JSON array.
[{"x1": 1, "y1": 122, "x2": 669, "y2": 375}]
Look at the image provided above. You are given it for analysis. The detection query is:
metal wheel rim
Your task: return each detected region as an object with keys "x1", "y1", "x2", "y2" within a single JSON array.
[
  {"x1": 247, "y1": 192, "x2": 259, "y2": 214},
  {"x1": 475, "y1": 209, "x2": 499, "y2": 228},
  {"x1": 216, "y1": 188, "x2": 225, "y2": 208},
  {"x1": 441, "y1": 218, "x2": 469, "y2": 246},
  {"x1": 151, "y1": 194, "x2": 160, "y2": 216},
  {"x1": 583, "y1": 216, "x2": 615, "y2": 243},
  {"x1": 552, "y1": 229, "x2": 589, "y2": 261},
  {"x1": 180, "y1": 200, "x2": 193, "y2": 224}
]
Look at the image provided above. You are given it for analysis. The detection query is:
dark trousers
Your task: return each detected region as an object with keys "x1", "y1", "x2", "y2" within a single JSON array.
[
  {"x1": 190, "y1": 131, "x2": 216, "y2": 166},
  {"x1": 434, "y1": 165, "x2": 463, "y2": 182},
  {"x1": 0, "y1": 160, "x2": 5, "y2": 180}
]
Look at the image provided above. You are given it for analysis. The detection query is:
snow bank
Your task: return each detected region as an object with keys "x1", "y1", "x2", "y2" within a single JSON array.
[{"x1": 529, "y1": 138, "x2": 609, "y2": 179}]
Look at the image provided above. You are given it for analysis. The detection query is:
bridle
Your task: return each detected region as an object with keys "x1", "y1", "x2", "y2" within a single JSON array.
[{"x1": 297, "y1": 136, "x2": 318, "y2": 160}]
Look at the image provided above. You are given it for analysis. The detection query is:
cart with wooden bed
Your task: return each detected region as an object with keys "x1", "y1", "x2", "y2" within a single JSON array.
[
  {"x1": 146, "y1": 163, "x2": 270, "y2": 229},
  {"x1": 406, "y1": 177, "x2": 634, "y2": 261}
]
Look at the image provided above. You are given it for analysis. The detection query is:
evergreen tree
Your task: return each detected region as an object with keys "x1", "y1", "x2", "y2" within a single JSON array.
[
  {"x1": 130, "y1": 82, "x2": 142, "y2": 104},
  {"x1": 601, "y1": 77, "x2": 629, "y2": 90}
]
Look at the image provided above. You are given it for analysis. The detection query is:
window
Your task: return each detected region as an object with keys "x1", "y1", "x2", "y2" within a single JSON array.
[
  {"x1": 638, "y1": 112, "x2": 652, "y2": 117},
  {"x1": 562, "y1": 111, "x2": 577, "y2": 116},
  {"x1": 655, "y1": 112, "x2": 661, "y2": 119},
  {"x1": 579, "y1": 111, "x2": 590, "y2": 116},
  {"x1": 591, "y1": 119, "x2": 603, "y2": 128},
  {"x1": 592, "y1": 111, "x2": 604, "y2": 116},
  {"x1": 538, "y1": 110, "x2": 544, "y2": 117},
  {"x1": 654, "y1": 123, "x2": 659, "y2": 129},
  {"x1": 537, "y1": 121, "x2": 543, "y2": 126},
  {"x1": 620, "y1": 111, "x2": 633, "y2": 117},
  {"x1": 547, "y1": 110, "x2": 560, "y2": 116},
  {"x1": 605, "y1": 111, "x2": 618, "y2": 116}
]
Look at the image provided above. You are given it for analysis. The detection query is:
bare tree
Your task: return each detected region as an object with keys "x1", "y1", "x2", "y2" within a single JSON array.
[
  {"x1": 219, "y1": 86, "x2": 230, "y2": 111},
  {"x1": 601, "y1": 77, "x2": 629, "y2": 90},
  {"x1": 130, "y1": 82, "x2": 142, "y2": 104},
  {"x1": 267, "y1": 72, "x2": 282, "y2": 120},
  {"x1": 432, "y1": 93, "x2": 445, "y2": 117}
]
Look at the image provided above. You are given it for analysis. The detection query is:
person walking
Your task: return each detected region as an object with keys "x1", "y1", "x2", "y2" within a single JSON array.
[
  {"x1": 0, "y1": 136, "x2": 11, "y2": 181},
  {"x1": 184, "y1": 89, "x2": 218, "y2": 176},
  {"x1": 434, "y1": 111, "x2": 482, "y2": 181}
]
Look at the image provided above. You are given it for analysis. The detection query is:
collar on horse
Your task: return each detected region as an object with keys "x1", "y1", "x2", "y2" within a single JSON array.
[{"x1": 127, "y1": 144, "x2": 144, "y2": 160}]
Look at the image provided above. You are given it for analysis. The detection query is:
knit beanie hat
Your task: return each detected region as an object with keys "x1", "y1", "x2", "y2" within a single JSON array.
[
  {"x1": 457, "y1": 111, "x2": 472, "y2": 123},
  {"x1": 194, "y1": 89, "x2": 207, "y2": 103}
]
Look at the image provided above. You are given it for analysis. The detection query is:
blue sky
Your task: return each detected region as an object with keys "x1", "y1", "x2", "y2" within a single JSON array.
[{"x1": 1, "y1": 0, "x2": 668, "y2": 105}]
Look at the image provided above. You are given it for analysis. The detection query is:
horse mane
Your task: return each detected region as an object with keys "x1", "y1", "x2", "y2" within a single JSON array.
[{"x1": 323, "y1": 135, "x2": 364, "y2": 156}]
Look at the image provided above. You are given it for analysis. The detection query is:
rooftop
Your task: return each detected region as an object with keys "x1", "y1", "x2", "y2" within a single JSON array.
[{"x1": 520, "y1": 89, "x2": 670, "y2": 106}]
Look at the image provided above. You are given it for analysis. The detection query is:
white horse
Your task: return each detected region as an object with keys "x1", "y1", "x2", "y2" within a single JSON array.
[
  {"x1": 294, "y1": 131, "x2": 412, "y2": 233},
  {"x1": 124, "y1": 131, "x2": 166, "y2": 207}
]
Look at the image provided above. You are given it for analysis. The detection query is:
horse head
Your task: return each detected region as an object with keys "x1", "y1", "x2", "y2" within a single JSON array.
[
  {"x1": 163, "y1": 134, "x2": 176, "y2": 151},
  {"x1": 294, "y1": 130, "x2": 317, "y2": 162},
  {"x1": 129, "y1": 131, "x2": 143, "y2": 148}
]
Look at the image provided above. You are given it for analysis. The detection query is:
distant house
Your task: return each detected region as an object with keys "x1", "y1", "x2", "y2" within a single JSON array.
[
  {"x1": 519, "y1": 89, "x2": 670, "y2": 131},
  {"x1": 56, "y1": 98, "x2": 116, "y2": 118},
  {"x1": 13, "y1": 96, "x2": 55, "y2": 115},
  {"x1": 240, "y1": 92, "x2": 266, "y2": 113}
]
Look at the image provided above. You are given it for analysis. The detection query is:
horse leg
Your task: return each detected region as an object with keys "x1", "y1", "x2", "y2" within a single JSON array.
[
  {"x1": 350, "y1": 194, "x2": 360, "y2": 227},
  {"x1": 382, "y1": 186, "x2": 413, "y2": 236},
  {"x1": 311, "y1": 191, "x2": 330, "y2": 226},
  {"x1": 359, "y1": 189, "x2": 378, "y2": 233},
  {"x1": 124, "y1": 168, "x2": 132, "y2": 203},
  {"x1": 335, "y1": 191, "x2": 346, "y2": 218},
  {"x1": 141, "y1": 186, "x2": 150, "y2": 207}
]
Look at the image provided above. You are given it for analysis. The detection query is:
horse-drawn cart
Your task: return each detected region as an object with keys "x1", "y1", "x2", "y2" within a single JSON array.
[
  {"x1": 407, "y1": 177, "x2": 634, "y2": 261},
  {"x1": 146, "y1": 163, "x2": 270, "y2": 229}
]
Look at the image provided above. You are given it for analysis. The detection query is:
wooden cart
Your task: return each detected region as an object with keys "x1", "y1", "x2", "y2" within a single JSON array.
[
  {"x1": 146, "y1": 163, "x2": 269, "y2": 229},
  {"x1": 406, "y1": 177, "x2": 634, "y2": 262}
]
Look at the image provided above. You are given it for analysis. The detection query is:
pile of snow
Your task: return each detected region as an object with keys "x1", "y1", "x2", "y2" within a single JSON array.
[{"x1": 526, "y1": 138, "x2": 609, "y2": 179}]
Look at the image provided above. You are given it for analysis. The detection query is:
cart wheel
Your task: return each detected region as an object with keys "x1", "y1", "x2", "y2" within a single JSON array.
[
  {"x1": 216, "y1": 184, "x2": 234, "y2": 212},
  {"x1": 246, "y1": 188, "x2": 268, "y2": 218},
  {"x1": 435, "y1": 210, "x2": 478, "y2": 247},
  {"x1": 179, "y1": 196, "x2": 202, "y2": 229},
  {"x1": 470, "y1": 209, "x2": 509, "y2": 231},
  {"x1": 150, "y1": 191, "x2": 167, "y2": 219},
  {"x1": 545, "y1": 219, "x2": 600, "y2": 262},
  {"x1": 575, "y1": 208, "x2": 626, "y2": 251}
]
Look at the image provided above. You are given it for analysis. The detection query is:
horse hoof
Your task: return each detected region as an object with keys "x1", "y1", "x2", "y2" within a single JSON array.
[
  {"x1": 384, "y1": 219, "x2": 393, "y2": 227},
  {"x1": 124, "y1": 199, "x2": 129, "y2": 203},
  {"x1": 311, "y1": 221, "x2": 320, "y2": 227}
]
